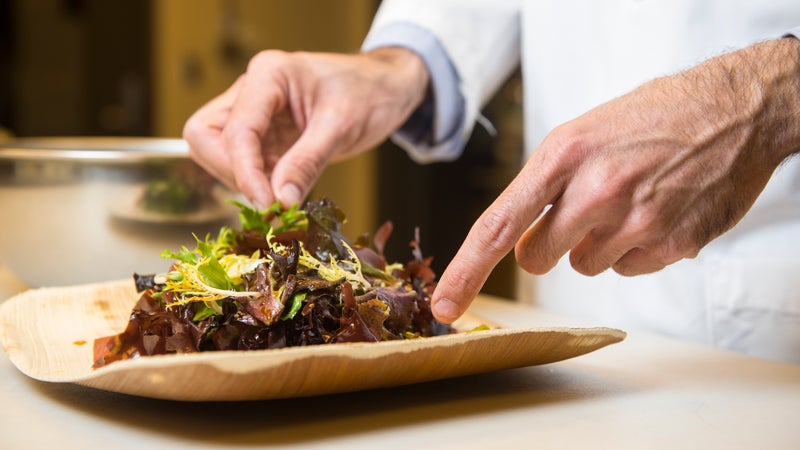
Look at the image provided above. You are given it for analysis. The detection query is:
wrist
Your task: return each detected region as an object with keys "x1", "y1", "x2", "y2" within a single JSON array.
[
  {"x1": 732, "y1": 37, "x2": 800, "y2": 164},
  {"x1": 364, "y1": 47, "x2": 431, "y2": 113}
]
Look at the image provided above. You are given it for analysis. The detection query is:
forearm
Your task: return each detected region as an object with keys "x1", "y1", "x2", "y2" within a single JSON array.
[
  {"x1": 633, "y1": 35, "x2": 800, "y2": 190},
  {"x1": 691, "y1": 36, "x2": 800, "y2": 168}
]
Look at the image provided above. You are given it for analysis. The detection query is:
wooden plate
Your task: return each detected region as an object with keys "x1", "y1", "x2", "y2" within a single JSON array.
[{"x1": 0, "y1": 280, "x2": 625, "y2": 401}]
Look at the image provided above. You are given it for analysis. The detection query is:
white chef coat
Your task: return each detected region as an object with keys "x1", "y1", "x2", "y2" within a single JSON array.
[{"x1": 363, "y1": 0, "x2": 800, "y2": 364}]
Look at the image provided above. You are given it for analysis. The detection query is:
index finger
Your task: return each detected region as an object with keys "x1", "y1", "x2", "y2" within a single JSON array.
[
  {"x1": 431, "y1": 162, "x2": 564, "y2": 323},
  {"x1": 222, "y1": 65, "x2": 289, "y2": 208},
  {"x1": 184, "y1": 77, "x2": 246, "y2": 192}
]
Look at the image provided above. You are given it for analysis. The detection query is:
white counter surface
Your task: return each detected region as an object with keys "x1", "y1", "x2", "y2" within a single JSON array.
[{"x1": 1, "y1": 284, "x2": 798, "y2": 450}]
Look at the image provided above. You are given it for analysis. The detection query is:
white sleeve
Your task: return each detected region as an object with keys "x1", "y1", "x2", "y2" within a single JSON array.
[
  {"x1": 363, "y1": 0, "x2": 522, "y2": 161},
  {"x1": 363, "y1": 22, "x2": 466, "y2": 163}
]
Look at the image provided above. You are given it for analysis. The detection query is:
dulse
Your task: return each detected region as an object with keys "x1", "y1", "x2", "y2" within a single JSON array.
[{"x1": 93, "y1": 198, "x2": 453, "y2": 368}]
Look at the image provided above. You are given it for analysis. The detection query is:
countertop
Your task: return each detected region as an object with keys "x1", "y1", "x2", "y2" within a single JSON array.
[{"x1": 1, "y1": 275, "x2": 799, "y2": 450}]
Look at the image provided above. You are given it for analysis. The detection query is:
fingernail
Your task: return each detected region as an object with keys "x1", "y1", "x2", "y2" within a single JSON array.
[
  {"x1": 432, "y1": 297, "x2": 460, "y2": 324},
  {"x1": 279, "y1": 183, "x2": 302, "y2": 207}
]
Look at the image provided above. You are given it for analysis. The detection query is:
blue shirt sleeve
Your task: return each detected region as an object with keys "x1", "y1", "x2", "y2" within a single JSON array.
[{"x1": 362, "y1": 22, "x2": 467, "y2": 163}]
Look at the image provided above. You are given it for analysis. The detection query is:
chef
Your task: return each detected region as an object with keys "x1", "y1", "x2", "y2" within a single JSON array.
[{"x1": 184, "y1": 0, "x2": 800, "y2": 364}]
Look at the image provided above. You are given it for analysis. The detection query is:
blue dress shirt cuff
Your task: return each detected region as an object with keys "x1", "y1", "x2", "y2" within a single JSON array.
[{"x1": 362, "y1": 21, "x2": 467, "y2": 163}]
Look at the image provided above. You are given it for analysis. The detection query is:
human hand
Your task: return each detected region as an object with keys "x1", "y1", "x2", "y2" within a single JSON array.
[
  {"x1": 431, "y1": 37, "x2": 800, "y2": 323},
  {"x1": 184, "y1": 48, "x2": 429, "y2": 208}
]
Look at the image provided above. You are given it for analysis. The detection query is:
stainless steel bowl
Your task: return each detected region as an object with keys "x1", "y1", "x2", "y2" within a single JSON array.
[{"x1": 0, "y1": 137, "x2": 240, "y2": 287}]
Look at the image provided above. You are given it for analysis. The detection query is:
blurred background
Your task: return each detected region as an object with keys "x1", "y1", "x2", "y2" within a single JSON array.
[{"x1": 0, "y1": 0, "x2": 521, "y2": 297}]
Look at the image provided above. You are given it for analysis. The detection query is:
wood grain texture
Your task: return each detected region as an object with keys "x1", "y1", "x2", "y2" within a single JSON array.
[{"x1": 0, "y1": 280, "x2": 626, "y2": 401}]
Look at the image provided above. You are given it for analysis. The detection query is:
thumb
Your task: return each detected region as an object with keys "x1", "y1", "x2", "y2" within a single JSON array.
[{"x1": 270, "y1": 113, "x2": 343, "y2": 207}]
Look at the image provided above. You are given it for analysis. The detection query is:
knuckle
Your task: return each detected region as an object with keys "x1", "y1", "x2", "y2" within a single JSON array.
[
  {"x1": 665, "y1": 233, "x2": 702, "y2": 262},
  {"x1": 544, "y1": 122, "x2": 587, "y2": 155},
  {"x1": 611, "y1": 251, "x2": 649, "y2": 276},
  {"x1": 538, "y1": 124, "x2": 634, "y2": 212},
  {"x1": 442, "y1": 266, "x2": 484, "y2": 300},
  {"x1": 626, "y1": 207, "x2": 668, "y2": 240},
  {"x1": 221, "y1": 121, "x2": 257, "y2": 150},
  {"x1": 538, "y1": 122, "x2": 590, "y2": 172},
  {"x1": 474, "y1": 206, "x2": 521, "y2": 259},
  {"x1": 684, "y1": 246, "x2": 701, "y2": 259},
  {"x1": 282, "y1": 151, "x2": 347, "y2": 198},
  {"x1": 247, "y1": 49, "x2": 290, "y2": 73},
  {"x1": 626, "y1": 211, "x2": 707, "y2": 265},
  {"x1": 284, "y1": 152, "x2": 326, "y2": 187},
  {"x1": 514, "y1": 231, "x2": 556, "y2": 275},
  {"x1": 182, "y1": 115, "x2": 202, "y2": 143},
  {"x1": 612, "y1": 246, "x2": 670, "y2": 277},
  {"x1": 570, "y1": 251, "x2": 605, "y2": 277},
  {"x1": 515, "y1": 244, "x2": 548, "y2": 275},
  {"x1": 612, "y1": 262, "x2": 640, "y2": 277},
  {"x1": 568, "y1": 232, "x2": 616, "y2": 277},
  {"x1": 583, "y1": 165, "x2": 628, "y2": 209},
  {"x1": 514, "y1": 223, "x2": 557, "y2": 275},
  {"x1": 233, "y1": 176, "x2": 249, "y2": 194}
]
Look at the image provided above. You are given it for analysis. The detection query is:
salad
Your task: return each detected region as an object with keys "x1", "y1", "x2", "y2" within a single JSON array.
[{"x1": 93, "y1": 198, "x2": 454, "y2": 368}]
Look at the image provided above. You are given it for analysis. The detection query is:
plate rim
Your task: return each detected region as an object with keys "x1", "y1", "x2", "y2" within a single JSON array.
[{"x1": 0, "y1": 280, "x2": 626, "y2": 400}]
